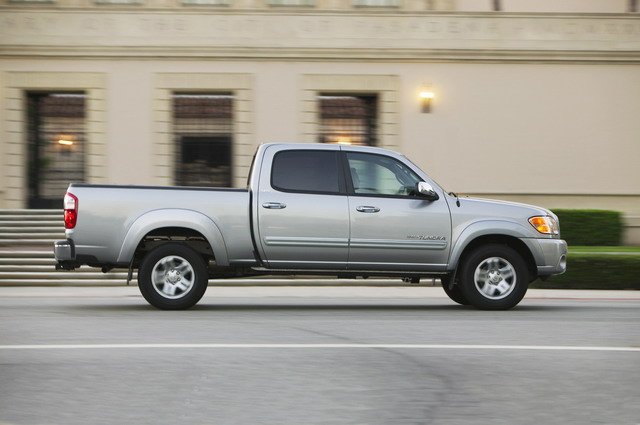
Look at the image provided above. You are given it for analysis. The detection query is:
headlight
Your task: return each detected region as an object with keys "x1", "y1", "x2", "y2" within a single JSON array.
[{"x1": 529, "y1": 216, "x2": 559, "y2": 235}]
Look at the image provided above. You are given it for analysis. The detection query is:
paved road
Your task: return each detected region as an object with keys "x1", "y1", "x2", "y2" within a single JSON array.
[{"x1": 1, "y1": 287, "x2": 639, "y2": 425}]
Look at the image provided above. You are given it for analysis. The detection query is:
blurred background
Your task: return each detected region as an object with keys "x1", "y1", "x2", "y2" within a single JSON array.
[{"x1": 1, "y1": 0, "x2": 639, "y2": 244}]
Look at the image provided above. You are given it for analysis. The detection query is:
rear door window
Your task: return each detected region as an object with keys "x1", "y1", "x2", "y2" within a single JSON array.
[{"x1": 271, "y1": 150, "x2": 343, "y2": 194}]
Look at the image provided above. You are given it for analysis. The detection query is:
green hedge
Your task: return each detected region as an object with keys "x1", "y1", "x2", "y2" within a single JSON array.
[
  {"x1": 552, "y1": 209, "x2": 623, "y2": 246},
  {"x1": 531, "y1": 254, "x2": 640, "y2": 290}
]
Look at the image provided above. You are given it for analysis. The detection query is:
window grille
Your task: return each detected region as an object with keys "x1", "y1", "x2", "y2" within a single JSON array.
[
  {"x1": 26, "y1": 92, "x2": 86, "y2": 208},
  {"x1": 94, "y1": 0, "x2": 143, "y2": 4},
  {"x1": 173, "y1": 93, "x2": 233, "y2": 188},
  {"x1": 352, "y1": 0, "x2": 400, "y2": 7},
  {"x1": 268, "y1": 0, "x2": 315, "y2": 6},
  {"x1": 9, "y1": 0, "x2": 56, "y2": 3},
  {"x1": 181, "y1": 0, "x2": 230, "y2": 5},
  {"x1": 318, "y1": 95, "x2": 378, "y2": 146}
]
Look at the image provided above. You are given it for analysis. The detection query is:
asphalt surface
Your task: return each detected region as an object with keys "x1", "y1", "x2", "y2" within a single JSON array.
[{"x1": 1, "y1": 286, "x2": 639, "y2": 425}]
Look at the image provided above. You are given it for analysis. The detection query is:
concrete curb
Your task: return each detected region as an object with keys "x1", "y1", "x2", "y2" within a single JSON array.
[
  {"x1": 0, "y1": 286, "x2": 638, "y2": 300},
  {"x1": 0, "y1": 278, "x2": 435, "y2": 287}
]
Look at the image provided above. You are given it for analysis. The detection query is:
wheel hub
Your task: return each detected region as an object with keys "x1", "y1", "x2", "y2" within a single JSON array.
[
  {"x1": 149, "y1": 254, "x2": 197, "y2": 301},
  {"x1": 487, "y1": 270, "x2": 502, "y2": 284},
  {"x1": 165, "y1": 269, "x2": 182, "y2": 284},
  {"x1": 473, "y1": 256, "x2": 517, "y2": 300}
]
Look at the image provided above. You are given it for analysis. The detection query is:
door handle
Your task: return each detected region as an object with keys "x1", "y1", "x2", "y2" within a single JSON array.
[
  {"x1": 356, "y1": 206, "x2": 380, "y2": 213},
  {"x1": 262, "y1": 202, "x2": 287, "y2": 209}
]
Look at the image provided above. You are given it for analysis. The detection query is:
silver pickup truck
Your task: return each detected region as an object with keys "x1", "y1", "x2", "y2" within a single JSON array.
[{"x1": 55, "y1": 143, "x2": 567, "y2": 310}]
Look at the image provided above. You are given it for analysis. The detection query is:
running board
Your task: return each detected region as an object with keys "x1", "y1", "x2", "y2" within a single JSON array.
[{"x1": 250, "y1": 267, "x2": 449, "y2": 279}]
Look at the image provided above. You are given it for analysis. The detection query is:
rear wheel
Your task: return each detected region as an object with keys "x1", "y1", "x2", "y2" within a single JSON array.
[
  {"x1": 138, "y1": 243, "x2": 208, "y2": 310},
  {"x1": 459, "y1": 244, "x2": 529, "y2": 310}
]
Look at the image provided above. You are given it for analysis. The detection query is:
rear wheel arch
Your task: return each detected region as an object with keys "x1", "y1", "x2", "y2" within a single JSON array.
[
  {"x1": 117, "y1": 209, "x2": 229, "y2": 266},
  {"x1": 132, "y1": 227, "x2": 215, "y2": 269}
]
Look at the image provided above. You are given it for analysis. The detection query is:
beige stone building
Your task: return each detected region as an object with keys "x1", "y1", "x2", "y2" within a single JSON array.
[{"x1": 1, "y1": 0, "x2": 639, "y2": 242}]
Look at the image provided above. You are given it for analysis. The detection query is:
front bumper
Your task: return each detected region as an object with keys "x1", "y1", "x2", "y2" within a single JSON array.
[{"x1": 535, "y1": 238, "x2": 568, "y2": 276}]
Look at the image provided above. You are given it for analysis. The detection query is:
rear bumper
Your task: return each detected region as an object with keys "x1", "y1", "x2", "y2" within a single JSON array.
[
  {"x1": 535, "y1": 239, "x2": 568, "y2": 276},
  {"x1": 54, "y1": 239, "x2": 79, "y2": 270},
  {"x1": 54, "y1": 239, "x2": 74, "y2": 261}
]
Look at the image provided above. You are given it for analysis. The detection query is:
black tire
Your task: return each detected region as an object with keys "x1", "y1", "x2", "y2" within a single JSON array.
[
  {"x1": 440, "y1": 276, "x2": 470, "y2": 306},
  {"x1": 138, "y1": 243, "x2": 208, "y2": 310},
  {"x1": 458, "y1": 244, "x2": 529, "y2": 310}
]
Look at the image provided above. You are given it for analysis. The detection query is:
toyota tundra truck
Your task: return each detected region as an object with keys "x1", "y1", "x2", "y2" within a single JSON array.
[{"x1": 54, "y1": 143, "x2": 567, "y2": 310}]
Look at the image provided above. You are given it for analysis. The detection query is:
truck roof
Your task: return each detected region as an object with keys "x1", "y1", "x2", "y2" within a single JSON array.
[{"x1": 260, "y1": 142, "x2": 403, "y2": 157}]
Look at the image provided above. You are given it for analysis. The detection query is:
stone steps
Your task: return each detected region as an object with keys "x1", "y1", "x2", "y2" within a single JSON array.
[{"x1": 0, "y1": 210, "x2": 126, "y2": 286}]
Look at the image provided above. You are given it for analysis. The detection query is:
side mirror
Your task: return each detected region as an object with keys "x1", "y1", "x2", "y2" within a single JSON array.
[{"x1": 416, "y1": 182, "x2": 439, "y2": 201}]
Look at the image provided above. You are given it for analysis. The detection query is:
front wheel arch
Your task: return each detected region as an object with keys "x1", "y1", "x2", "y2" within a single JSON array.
[{"x1": 454, "y1": 235, "x2": 536, "y2": 284}]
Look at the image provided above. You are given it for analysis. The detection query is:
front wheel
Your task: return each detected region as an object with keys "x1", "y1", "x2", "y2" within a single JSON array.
[
  {"x1": 441, "y1": 276, "x2": 470, "y2": 306},
  {"x1": 458, "y1": 244, "x2": 529, "y2": 310},
  {"x1": 138, "y1": 243, "x2": 208, "y2": 310}
]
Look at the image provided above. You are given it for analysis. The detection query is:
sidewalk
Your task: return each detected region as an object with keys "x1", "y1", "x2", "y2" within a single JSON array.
[{"x1": 0, "y1": 285, "x2": 638, "y2": 300}]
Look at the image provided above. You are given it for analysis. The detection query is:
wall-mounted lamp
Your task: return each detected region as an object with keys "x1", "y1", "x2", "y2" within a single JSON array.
[
  {"x1": 420, "y1": 90, "x2": 435, "y2": 113},
  {"x1": 56, "y1": 137, "x2": 76, "y2": 156}
]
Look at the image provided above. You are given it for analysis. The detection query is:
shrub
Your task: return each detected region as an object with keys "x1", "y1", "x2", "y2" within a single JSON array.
[
  {"x1": 531, "y1": 254, "x2": 640, "y2": 290},
  {"x1": 552, "y1": 209, "x2": 623, "y2": 246}
]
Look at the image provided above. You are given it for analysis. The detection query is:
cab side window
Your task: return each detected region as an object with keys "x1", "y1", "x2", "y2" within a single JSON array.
[
  {"x1": 346, "y1": 152, "x2": 422, "y2": 196},
  {"x1": 271, "y1": 150, "x2": 342, "y2": 194}
]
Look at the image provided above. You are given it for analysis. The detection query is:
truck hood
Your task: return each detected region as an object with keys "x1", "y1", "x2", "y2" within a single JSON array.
[
  {"x1": 457, "y1": 196, "x2": 555, "y2": 218},
  {"x1": 447, "y1": 194, "x2": 559, "y2": 239}
]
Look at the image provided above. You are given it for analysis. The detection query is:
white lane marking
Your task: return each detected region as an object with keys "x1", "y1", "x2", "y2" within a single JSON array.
[{"x1": 0, "y1": 344, "x2": 638, "y2": 352}]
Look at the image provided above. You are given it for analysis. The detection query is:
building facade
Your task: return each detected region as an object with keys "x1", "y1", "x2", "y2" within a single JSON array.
[{"x1": 1, "y1": 0, "x2": 639, "y2": 242}]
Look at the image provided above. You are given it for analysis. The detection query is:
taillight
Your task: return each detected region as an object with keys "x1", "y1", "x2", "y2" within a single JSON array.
[{"x1": 64, "y1": 193, "x2": 78, "y2": 229}]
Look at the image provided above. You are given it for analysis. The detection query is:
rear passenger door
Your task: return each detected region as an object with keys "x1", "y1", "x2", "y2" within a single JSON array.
[{"x1": 256, "y1": 146, "x2": 350, "y2": 269}]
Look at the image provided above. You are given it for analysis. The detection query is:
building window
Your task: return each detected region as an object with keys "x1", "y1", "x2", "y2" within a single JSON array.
[
  {"x1": 26, "y1": 92, "x2": 86, "y2": 209},
  {"x1": 318, "y1": 94, "x2": 378, "y2": 146},
  {"x1": 268, "y1": 0, "x2": 315, "y2": 5},
  {"x1": 173, "y1": 93, "x2": 233, "y2": 187},
  {"x1": 181, "y1": 0, "x2": 230, "y2": 5},
  {"x1": 352, "y1": 0, "x2": 400, "y2": 7},
  {"x1": 94, "y1": 0, "x2": 142, "y2": 4}
]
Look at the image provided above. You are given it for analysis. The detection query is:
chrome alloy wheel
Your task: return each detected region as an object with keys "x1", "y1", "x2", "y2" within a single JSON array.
[
  {"x1": 150, "y1": 255, "x2": 195, "y2": 299},
  {"x1": 473, "y1": 256, "x2": 517, "y2": 300}
]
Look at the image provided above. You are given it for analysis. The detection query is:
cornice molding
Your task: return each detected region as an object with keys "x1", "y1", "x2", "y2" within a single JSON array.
[
  {"x1": 1, "y1": 10, "x2": 639, "y2": 62},
  {"x1": 2, "y1": 46, "x2": 639, "y2": 63}
]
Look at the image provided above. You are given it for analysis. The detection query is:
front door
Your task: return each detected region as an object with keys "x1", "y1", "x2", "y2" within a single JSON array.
[
  {"x1": 345, "y1": 151, "x2": 452, "y2": 271},
  {"x1": 256, "y1": 147, "x2": 349, "y2": 269}
]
